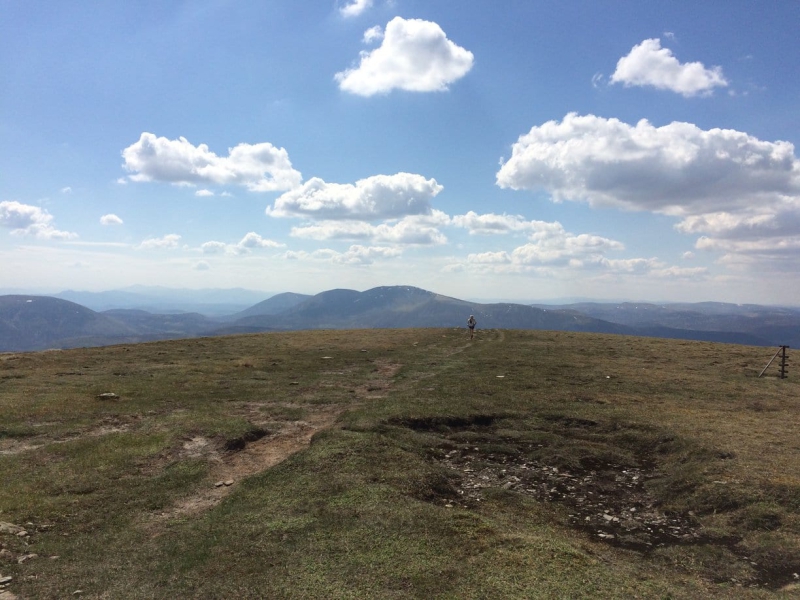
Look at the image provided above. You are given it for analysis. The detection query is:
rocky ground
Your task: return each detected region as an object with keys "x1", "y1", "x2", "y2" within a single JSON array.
[{"x1": 424, "y1": 438, "x2": 799, "y2": 591}]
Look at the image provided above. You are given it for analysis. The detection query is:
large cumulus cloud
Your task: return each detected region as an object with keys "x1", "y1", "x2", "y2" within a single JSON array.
[
  {"x1": 122, "y1": 133, "x2": 302, "y2": 192},
  {"x1": 497, "y1": 113, "x2": 800, "y2": 268},
  {"x1": 268, "y1": 172, "x2": 443, "y2": 220},
  {"x1": 335, "y1": 17, "x2": 474, "y2": 96},
  {"x1": 497, "y1": 113, "x2": 799, "y2": 215}
]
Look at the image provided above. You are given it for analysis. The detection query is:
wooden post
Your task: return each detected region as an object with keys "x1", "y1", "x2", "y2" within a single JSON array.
[
  {"x1": 760, "y1": 347, "x2": 783, "y2": 378},
  {"x1": 779, "y1": 345, "x2": 789, "y2": 379},
  {"x1": 760, "y1": 345, "x2": 790, "y2": 378}
]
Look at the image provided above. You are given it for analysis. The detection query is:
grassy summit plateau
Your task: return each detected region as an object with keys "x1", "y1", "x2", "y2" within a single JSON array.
[{"x1": 0, "y1": 328, "x2": 798, "y2": 598}]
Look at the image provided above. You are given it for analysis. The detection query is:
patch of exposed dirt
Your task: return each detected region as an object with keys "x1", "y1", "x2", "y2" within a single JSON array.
[
  {"x1": 436, "y1": 446, "x2": 707, "y2": 548},
  {"x1": 0, "y1": 439, "x2": 42, "y2": 455},
  {"x1": 144, "y1": 355, "x2": 408, "y2": 527},
  {"x1": 144, "y1": 406, "x2": 343, "y2": 528},
  {"x1": 406, "y1": 417, "x2": 797, "y2": 590},
  {"x1": 0, "y1": 422, "x2": 132, "y2": 456}
]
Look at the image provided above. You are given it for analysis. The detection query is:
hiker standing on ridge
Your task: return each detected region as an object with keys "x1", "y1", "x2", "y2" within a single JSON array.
[{"x1": 467, "y1": 315, "x2": 477, "y2": 339}]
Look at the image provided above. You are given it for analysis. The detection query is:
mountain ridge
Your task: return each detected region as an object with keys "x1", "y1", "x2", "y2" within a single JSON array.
[{"x1": 1, "y1": 286, "x2": 796, "y2": 352}]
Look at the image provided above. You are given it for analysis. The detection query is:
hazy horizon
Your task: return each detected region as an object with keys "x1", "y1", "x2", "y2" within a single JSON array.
[{"x1": 2, "y1": 284, "x2": 798, "y2": 310}]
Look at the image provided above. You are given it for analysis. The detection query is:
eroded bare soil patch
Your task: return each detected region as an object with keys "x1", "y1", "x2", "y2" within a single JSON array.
[
  {"x1": 399, "y1": 415, "x2": 798, "y2": 590},
  {"x1": 0, "y1": 421, "x2": 132, "y2": 456},
  {"x1": 147, "y1": 357, "x2": 407, "y2": 525},
  {"x1": 146, "y1": 406, "x2": 342, "y2": 527}
]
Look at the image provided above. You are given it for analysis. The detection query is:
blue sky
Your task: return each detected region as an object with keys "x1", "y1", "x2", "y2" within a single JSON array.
[{"x1": 3, "y1": 1, "x2": 800, "y2": 304}]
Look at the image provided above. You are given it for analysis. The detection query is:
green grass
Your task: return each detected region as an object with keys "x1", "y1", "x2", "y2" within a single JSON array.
[{"x1": 1, "y1": 328, "x2": 798, "y2": 598}]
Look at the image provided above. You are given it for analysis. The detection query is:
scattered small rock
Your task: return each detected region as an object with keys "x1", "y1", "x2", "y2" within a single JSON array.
[
  {"x1": 214, "y1": 481, "x2": 224, "y2": 488},
  {"x1": 0, "y1": 577, "x2": 11, "y2": 585},
  {"x1": 223, "y1": 480, "x2": 234, "y2": 487},
  {"x1": 0, "y1": 523, "x2": 24, "y2": 536},
  {"x1": 17, "y1": 554, "x2": 37, "y2": 564},
  {"x1": 95, "y1": 392, "x2": 119, "y2": 400}
]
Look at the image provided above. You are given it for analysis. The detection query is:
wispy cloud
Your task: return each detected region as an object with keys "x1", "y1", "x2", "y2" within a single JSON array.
[
  {"x1": 339, "y1": 0, "x2": 372, "y2": 18},
  {"x1": 281, "y1": 244, "x2": 401, "y2": 266},
  {"x1": 201, "y1": 233, "x2": 285, "y2": 255},
  {"x1": 138, "y1": 234, "x2": 182, "y2": 250}
]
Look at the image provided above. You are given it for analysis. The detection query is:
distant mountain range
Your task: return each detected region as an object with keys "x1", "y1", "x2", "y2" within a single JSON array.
[
  {"x1": 1, "y1": 286, "x2": 797, "y2": 352},
  {"x1": 50, "y1": 286, "x2": 272, "y2": 316}
]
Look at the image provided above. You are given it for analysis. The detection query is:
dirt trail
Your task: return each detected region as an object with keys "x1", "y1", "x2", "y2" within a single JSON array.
[
  {"x1": 0, "y1": 424, "x2": 131, "y2": 456},
  {"x1": 144, "y1": 355, "x2": 418, "y2": 527},
  {"x1": 144, "y1": 406, "x2": 341, "y2": 529}
]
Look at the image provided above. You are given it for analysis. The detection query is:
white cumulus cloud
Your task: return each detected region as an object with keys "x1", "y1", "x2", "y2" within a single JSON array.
[
  {"x1": 363, "y1": 25, "x2": 383, "y2": 44},
  {"x1": 201, "y1": 241, "x2": 228, "y2": 254},
  {"x1": 461, "y1": 219, "x2": 626, "y2": 272},
  {"x1": 497, "y1": 113, "x2": 800, "y2": 269},
  {"x1": 452, "y1": 211, "x2": 566, "y2": 238},
  {"x1": 281, "y1": 245, "x2": 401, "y2": 266},
  {"x1": 508, "y1": 235, "x2": 624, "y2": 267},
  {"x1": 335, "y1": 17, "x2": 474, "y2": 96},
  {"x1": 201, "y1": 233, "x2": 285, "y2": 256},
  {"x1": 651, "y1": 265, "x2": 708, "y2": 279},
  {"x1": 122, "y1": 133, "x2": 302, "y2": 192},
  {"x1": 611, "y1": 38, "x2": 728, "y2": 96},
  {"x1": 139, "y1": 234, "x2": 181, "y2": 250},
  {"x1": 497, "y1": 113, "x2": 800, "y2": 216},
  {"x1": 282, "y1": 244, "x2": 402, "y2": 267},
  {"x1": 235, "y1": 232, "x2": 285, "y2": 253},
  {"x1": 0, "y1": 200, "x2": 77, "y2": 240},
  {"x1": 100, "y1": 214, "x2": 123, "y2": 226},
  {"x1": 268, "y1": 173, "x2": 443, "y2": 220},
  {"x1": 339, "y1": 0, "x2": 372, "y2": 18},
  {"x1": 290, "y1": 210, "x2": 450, "y2": 245},
  {"x1": 332, "y1": 244, "x2": 401, "y2": 265}
]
